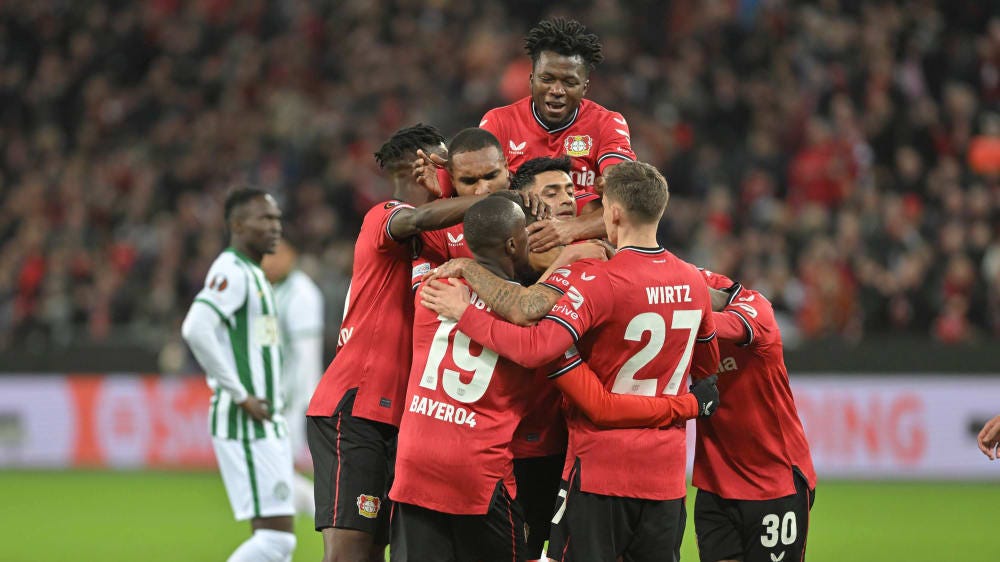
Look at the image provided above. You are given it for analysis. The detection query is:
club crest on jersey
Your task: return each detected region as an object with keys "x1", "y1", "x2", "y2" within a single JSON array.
[
  {"x1": 357, "y1": 494, "x2": 381, "y2": 519},
  {"x1": 209, "y1": 274, "x2": 228, "y2": 292},
  {"x1": 564, "y1": 135, "x2": 593, "y2": 157}
]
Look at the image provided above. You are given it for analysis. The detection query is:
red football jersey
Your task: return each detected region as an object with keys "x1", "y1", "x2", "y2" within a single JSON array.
[
  {"x1": 307, "y1": 201, "x2": 416, "y2": 426},
  {"x1": 391, "y1": 283, "x2": 536, "y2": 515},
  {"x1": 457, "y1": 247, "x2": 720, "y2": 500},
  {"x1": 480, "y1": 97, "x2": 636, "y2": 194},
  {"x1": 693, "y1": 282, "x2": 817, "y2": 499}
]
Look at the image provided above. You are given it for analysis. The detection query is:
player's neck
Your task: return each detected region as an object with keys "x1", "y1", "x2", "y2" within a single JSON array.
[
  {"x1": 614, "y1": 225, "x2": 660, "y2": 251},
  {"x1": 230, "y1": 240, "x2": 262, "y2": 264},
  {"x1": 475, "y1": 257, "x2": 514, "y2": 281}
]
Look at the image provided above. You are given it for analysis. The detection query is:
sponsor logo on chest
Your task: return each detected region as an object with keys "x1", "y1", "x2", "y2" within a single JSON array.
[{"x1": 717, "y1": 356, "x2": 739, "y2": 374}]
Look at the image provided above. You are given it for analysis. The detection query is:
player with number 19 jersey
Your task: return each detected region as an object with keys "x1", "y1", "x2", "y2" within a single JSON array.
[{"x1": 391, "y1": 282, "x2": 536, "y2": 515}]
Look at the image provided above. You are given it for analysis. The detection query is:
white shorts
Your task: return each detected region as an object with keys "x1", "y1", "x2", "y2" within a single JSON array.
[{"x1": 213, "y1": 436, "x2": 296, "y2": 521}]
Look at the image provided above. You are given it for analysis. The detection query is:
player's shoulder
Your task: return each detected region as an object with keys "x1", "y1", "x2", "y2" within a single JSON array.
[
  {"x1": 208, "y1": 249, "x2": 249, "y2": 277},
  {"x1": 479, "y1": 97, "x2": 529, "y2": 125},
  {"x1": 365, "y1": 199, "x2": 413, "y2": 220},
  {"x1": 580, "y1": 99, "x2": 627, "y2": 124},
  {"x1": 544, "y1": 258, "x2": 609, "y2": 293}
]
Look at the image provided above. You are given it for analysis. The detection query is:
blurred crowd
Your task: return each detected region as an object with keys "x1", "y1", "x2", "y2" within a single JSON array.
[{"x1": 0, "y1": 0, "x2": 998, "y2": 360}]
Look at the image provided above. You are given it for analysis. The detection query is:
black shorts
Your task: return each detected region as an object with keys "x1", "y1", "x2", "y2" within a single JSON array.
[
  {"x1": 307, "y1": 388, "x2": 397, "y2": 544},
  {"x1": 547, "y1": 460, "x2": 686, "y2": 562},
  {"x1": 389, "y1": 480, "x2": 526, "y2": 562},
  {"x1": 513, "y1": 453, "x2": 564, "y2": 559},
  {"x1": 694, "y1": 467, "x2": 815, "y2": 562}
]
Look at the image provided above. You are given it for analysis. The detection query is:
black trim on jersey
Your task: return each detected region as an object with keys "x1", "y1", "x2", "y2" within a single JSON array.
[
  {"x1": 696, "y1": 330, "x2": 717, "y2": 343},
  {"x1": 596, "y1": 152, "x2": 635, "y2": 166},
  {"x1": 531, "y1": 102, "x2": 579, "y2": 134},
  {"x1": 619, "y1": 245, "x2": 666, "y2": 255},
  {"x1": 539, "y1": 282, "x2": 566, "y2": 295},
  {"x1": 384, "y1": 203, "x2": 413, "y2": 242},
  {"x1": 544, "y1": 315, "x2": 580, "y2": 342},
  {"x1": 548, "y1": 357, "x2": 583, "y2": 379},
  {"x1": 726, "y1": 309, "x2": 755, "y2": 347},
  {"x1": 725, "y1": 283, "x2": 743, "y2": 306}
]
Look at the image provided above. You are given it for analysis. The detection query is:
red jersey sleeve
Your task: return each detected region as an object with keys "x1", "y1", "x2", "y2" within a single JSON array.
[
  {"x1": 552, "y1": 361, "x2": 699, "y2": 427},
  {"x1": 690, "y1": 277, "x2": 721, "y2": 380},
  {"x1": 718, "y1": 286, "x2": 778, "y2": 348},
  {"x1": 596, "y1": 111, "x2": 637, "y2": 173},
  {"x1": 479, "y1": 109, "x2": 504, "y2": 140},
  {"x1": 375, "y1": 200, "x2": 417, "y2": 252},
  {"x1": 536, "y1": 259, "x2": 609, "y2": 343}
]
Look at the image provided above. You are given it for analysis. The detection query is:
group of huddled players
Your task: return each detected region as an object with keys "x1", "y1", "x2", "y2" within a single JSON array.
[{"x1": 185, "y1": 17, "x2": 816, "y2": 562}]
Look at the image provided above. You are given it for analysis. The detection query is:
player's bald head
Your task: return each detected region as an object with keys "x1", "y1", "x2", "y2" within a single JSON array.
[{"x1": 464, "y1": 196, "x2": 526, "y2": 255}]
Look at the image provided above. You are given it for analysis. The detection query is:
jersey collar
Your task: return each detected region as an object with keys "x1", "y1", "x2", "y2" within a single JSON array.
[
  {"x1": 531, "y1": 101, "x2": 580, "y2": 134},
  {"x1": 618, "y1": 245, "x2": 666, "y2": 255}
]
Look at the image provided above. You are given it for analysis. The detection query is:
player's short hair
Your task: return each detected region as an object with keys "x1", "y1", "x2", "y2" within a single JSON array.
[
  {"x1": 487, "y1": 190, "x2": 537, "y2": 226},
  {"x1": 524, "y1": 18, "x2": 604, "y2": 71},
  {"x1": 602, "y1": 161, "x2": 669, "y2": 224},
  {"x1": 464, "y1": 196, "x2": 526, "y2": 255},
  {"x1": 510, "y1": 156, "x2": 573, "y2": 191},
  {"x1": 447, "y1": 128, "x2": 502, "y2": 161},
  {"x1": 374, "y1": 123, "x2": 446, "y2": 171},
  {"x1": 224, "y1": 188, "x2": 270, "y2": 224}
]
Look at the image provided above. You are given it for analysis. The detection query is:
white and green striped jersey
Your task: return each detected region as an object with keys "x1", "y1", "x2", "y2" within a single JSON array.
[
  {"x1": 193, "y1": 247, "x2": 286, "y2": 440},
  {"x1": 272, "y1": 269, "x2": 324, "y2": 410}
]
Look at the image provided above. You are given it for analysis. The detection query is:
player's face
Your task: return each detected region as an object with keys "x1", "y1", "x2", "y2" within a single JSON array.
[
  {"x1": 527, "y1": 170, "x2": 576, "y2": 220},
  {"x1": 261, "y1": 239, "x2": 295, "y2": 283},
  {"x1": 237, "y1": 195, "x2": 283, "y2": 256},
  {"x1": 450, "y1": 146, "x2": 509, "y2": 196},
  {"x1": 530, "y1": 51, "x2": 589, "y2": 127}
]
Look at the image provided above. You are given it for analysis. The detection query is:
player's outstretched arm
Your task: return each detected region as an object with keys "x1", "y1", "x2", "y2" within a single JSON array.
[
  {"x1": 421, "y1": 279, "x2": 575, "y2": 368},
  {"x1": 553, "y1": 362, "x2": 716, "y2": 427},
  {"x1": 388, "y1": 194, "x2": 486, "y2": 240},
  {"x1": 978, "y1": 414, "x2": 1000, "y2": 460}
]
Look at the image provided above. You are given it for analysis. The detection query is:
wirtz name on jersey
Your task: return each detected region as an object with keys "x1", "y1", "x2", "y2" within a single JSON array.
[
  {"x1": 408, "y1": 394, "x2": 478, "y2": 428},
  {"x1": 645, "y1": 284, "x2": 692, "y2": 305}
]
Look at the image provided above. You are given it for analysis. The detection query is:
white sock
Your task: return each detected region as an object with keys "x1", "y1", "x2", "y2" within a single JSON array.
[
  {"x1": 293, "y1": 472, "x2": 315, "y2": 517},
  {"x1": 227, "y1": 529, "x2": 297, "y2": 562}
]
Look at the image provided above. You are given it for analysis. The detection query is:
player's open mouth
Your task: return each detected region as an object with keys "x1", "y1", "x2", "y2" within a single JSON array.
[
  {"x1": 545, "y1": 102, "x2": 565, "y2": 112},
  {"x1": 557, "y1": 210, "x2": 575, "y2": 219}
]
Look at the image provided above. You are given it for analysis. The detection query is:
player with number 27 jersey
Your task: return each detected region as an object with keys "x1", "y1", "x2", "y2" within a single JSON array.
[{"x1": 456, "y1": 246, "x2": 719, "y2": 500}]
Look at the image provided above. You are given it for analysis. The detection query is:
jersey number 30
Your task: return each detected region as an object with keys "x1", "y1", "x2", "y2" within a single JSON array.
[
  {"x1": 611, "y1": 310, "x2": 702, "y2": 396},
  {"x1": 420, "y1": 318, "x2": 498, "y2": 404}
]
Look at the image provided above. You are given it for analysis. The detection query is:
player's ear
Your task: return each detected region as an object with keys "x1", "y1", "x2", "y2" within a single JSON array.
[
  {"x1": 582, "y1": 79, "x2": 590, "y2": 96},
  {"x1": 505, "y1": 236, "x2": 517, "y2": 257}
]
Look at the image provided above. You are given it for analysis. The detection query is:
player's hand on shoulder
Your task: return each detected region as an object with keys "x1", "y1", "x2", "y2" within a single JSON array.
[
  {"x1": 690, "y1": 375, "x2": 720, "y2": 417},
  {"x1": 238, "y1": 396, "x2": 273, "y2": 421},
  {"x1": 420, "y1": 278, "x2": 471, "y2": 321},
  {"x1": 412, "y1": 149, "x2": 448, "y2": 197},
  {"x1": 423, "y1": 258, "x2": 474, "y2": 282}
]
